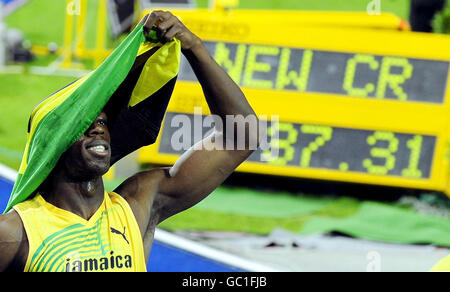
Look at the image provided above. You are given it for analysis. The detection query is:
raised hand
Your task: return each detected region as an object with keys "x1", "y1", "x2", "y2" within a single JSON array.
[{"x1": 139, "y1": 10, "x2": 201, "y2": 50}]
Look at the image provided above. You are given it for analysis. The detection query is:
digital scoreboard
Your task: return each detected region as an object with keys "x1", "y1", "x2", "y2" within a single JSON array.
[{"x1": 138, "y1": 10, "x2": 450, "y2": 196}]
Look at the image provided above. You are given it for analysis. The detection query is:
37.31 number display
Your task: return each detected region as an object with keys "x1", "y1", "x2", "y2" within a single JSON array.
[{"x1": 158, "y1": 113, "x2": 436, "y2": 179}]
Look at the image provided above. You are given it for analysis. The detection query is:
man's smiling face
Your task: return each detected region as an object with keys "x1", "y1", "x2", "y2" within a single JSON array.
[{"x1": 62, "y1": 112, "x2": 112, "y2": 180}]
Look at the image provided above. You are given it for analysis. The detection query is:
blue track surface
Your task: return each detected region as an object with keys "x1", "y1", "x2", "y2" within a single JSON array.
[
  {"x1": 1, "y1": 0, "x2": 18, "y2": 5},
  {"x1": 149, "y1": 242, "x2": 241, "y2": 272},
  {"x1": 0, "y1": 177, "x2": 13, "y2": 209},
  {"x1": 0, "y1": 175, "x2": 242, "y2": 272}
]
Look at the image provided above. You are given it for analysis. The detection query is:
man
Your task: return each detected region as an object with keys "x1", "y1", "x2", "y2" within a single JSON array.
[{"x1": 0, "y1": 11, "x2": 258, "y2": 272}]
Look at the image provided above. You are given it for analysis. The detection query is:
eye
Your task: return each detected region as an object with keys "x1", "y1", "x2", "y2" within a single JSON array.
[{"x1": 98, "y1": 120, "x2": 107, "y2": 126}]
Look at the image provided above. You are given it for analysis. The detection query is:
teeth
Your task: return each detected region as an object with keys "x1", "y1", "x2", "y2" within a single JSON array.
[{"x1": 88, "y1": 145, "x2": 106, "y2": 152}]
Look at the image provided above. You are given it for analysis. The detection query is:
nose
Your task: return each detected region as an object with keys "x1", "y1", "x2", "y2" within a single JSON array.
[{"x1": 87, "y1": 122, "x2": 105, "y2": 137}]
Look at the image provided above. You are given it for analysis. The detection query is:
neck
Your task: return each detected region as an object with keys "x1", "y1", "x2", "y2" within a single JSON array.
[{"x1": 42, "y1": 171, "x2": 105, "y2": 220}]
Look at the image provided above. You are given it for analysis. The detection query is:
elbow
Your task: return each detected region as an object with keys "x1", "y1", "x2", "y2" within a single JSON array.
[
  {"x1": 246, "y1": 119, "x2": 260, "y2": 151},
  {"x1": 239, "y1": 113, "x2": 260, "y2": 151},
  {"x1": 220, "y1": 111, "x2": 260, "y2": 152}
]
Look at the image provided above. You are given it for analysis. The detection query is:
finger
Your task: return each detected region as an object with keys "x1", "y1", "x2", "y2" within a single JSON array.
[
  {"x1": 156, "y1": 10, "x2": 173, "y2": 22},
  {"x1": 158, "y1": 16, "x2": 178, "y2": 32},
  {"x1": 147, "y1": 11, "x2": 172, "y2": 28},
  {"x1": 144, "y1": 11, "x2": 162, "y2": 30},
  {"x1": 162, "y1": 23, "x2": 183, "y2": 42}
]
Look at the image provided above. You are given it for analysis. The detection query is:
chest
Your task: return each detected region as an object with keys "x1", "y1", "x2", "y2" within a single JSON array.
[{"x1": 27, "y1": 221, "x2": 137, "y2": 272}]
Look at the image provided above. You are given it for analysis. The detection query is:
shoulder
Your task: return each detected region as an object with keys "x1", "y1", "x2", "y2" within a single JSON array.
[
  {"x1": 0, "y1": 210, "x2": 24, "y2": 242},
  {"x1": 114, "y1": 167, "x2": 170, "y2": 201},
  {"x1": 0, "y1": 210, "x2": 27, "y2": 271}
]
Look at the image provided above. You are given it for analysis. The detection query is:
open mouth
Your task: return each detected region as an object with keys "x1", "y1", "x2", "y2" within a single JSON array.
[{"x1": 85, "y1": 143, "x2": 110, "y2": 157}]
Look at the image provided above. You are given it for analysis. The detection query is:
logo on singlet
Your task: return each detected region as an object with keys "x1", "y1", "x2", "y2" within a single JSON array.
[
  {"x1": 110, "y1": 226, "x2": 129, "y2": 244},
  {"x1": 65, "y1": 251, "x2": 133, "y2": 272}
]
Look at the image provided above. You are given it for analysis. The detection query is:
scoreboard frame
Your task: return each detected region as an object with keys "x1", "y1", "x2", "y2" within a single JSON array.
[{"x1": 137, "y1": 10, "x2": 450, "y2": 196}]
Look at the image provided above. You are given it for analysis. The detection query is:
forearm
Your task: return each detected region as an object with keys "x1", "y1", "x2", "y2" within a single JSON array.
[
  {"x1": 183, "y1": 43, "x2": 259, "y2": 147},
  {"x1": 183, "y1": 43, "x2": 256, "y2": 119}
]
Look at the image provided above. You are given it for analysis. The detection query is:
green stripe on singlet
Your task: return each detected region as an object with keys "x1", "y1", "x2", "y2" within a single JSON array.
[
  {"x1": 38, "y1": 229, "x2": 106, "y2": 272},
  {"x1": 53, "y1": 242, "x2": 108, "y2": 272},
  {"x1": 29, "y1": 212, "x2": 107, "y2": 271},
  {"x1": 28, "y1": 223, "x2": 85, "y2": 271},
  {"x1": 46, "y1": 239, "x2": 106, "y2": 272}
]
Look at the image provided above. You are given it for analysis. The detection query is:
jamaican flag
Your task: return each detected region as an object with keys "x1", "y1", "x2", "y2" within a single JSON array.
[{"x1": 3, "y1": 23, "x2": 181, "y2": 213}]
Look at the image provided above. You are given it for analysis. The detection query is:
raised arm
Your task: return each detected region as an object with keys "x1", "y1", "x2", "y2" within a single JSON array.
[{"x1": 116, "y1": 11, "x2": 259, "y2": 227}]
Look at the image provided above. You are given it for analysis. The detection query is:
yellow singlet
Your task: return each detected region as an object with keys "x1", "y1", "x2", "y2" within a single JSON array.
[
  {"x1": 14, "y1": 191, "x2": 147, "y2": 272},
  {"x1": 430, "y1": 255, "x2": 450, "y2": 272}
]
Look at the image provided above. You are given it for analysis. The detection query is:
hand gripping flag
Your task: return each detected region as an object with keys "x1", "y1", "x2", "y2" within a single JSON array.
[{"x1": 3, "y1": 23, "x2": 181, "y2": 213}]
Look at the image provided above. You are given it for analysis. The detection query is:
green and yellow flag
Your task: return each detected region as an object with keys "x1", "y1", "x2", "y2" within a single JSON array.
[{"x1": 3, "y1": 23, "x2": 181, "y2": 213}]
